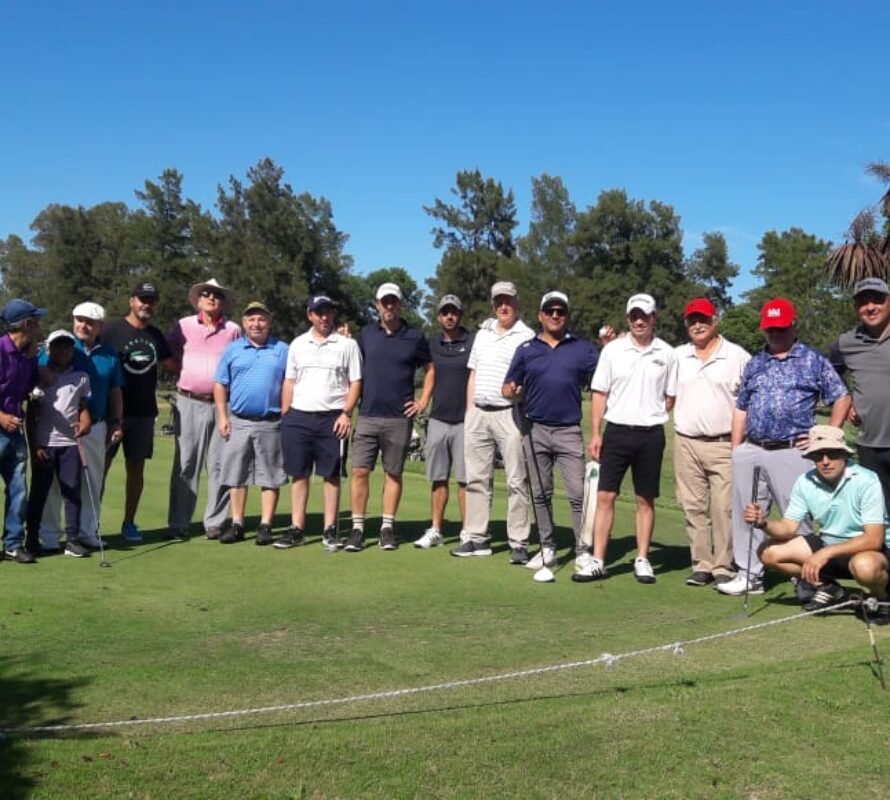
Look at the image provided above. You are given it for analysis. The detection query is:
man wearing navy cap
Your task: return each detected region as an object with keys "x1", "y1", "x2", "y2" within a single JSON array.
[
  {"x1": 0, "y1": 298, "x2": 47, "y2": 563},
  {"x1": 831, "y1": 278, "x2": 890, "y2": 513}
]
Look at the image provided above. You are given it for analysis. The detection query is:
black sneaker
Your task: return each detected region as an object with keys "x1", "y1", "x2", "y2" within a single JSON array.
[
  {"x1": 255, "y1": 524, "x2": 274, "y2": 546},
  {"x1": 344, "y1": 529, "x2": 365, "y2": 552},
  {"x1": 4, "y1": 547, "x2": 36, "y2": 564},
  {"x1": 64, "y1": 539, "x2": 91, "y2": 558},
  {"x1": 273, "y1": 527, "x2": 304, "y2": 549},
  {"x1": 205, "y1": 527, "x2": 222, "y2": 540},
  {"x1": 219, "y1": 523, "x2": 245, "y2": 544},
  {"x1": 859, "y1": 599, "x2": 890, "y2": 626},
  {"x1": 802, "y1": 582, "x2": 846, "y2": 613},
  {"x1": 378, "y1": 526, "x2": 398, "y2": 551},
  {"x1": 164, "y1": 528, "x2": 189, "y2": 541},
  {"x1": 322, "y1": 526, "x2": 343, "y2": 550},
  {"x1": 509, "y1": 546, "x2": 529, "y2": 565},
  {"x1": 686, "y1": 571, "x2": 713, "y2": 587},
  {"x1": 450, "y1": 540, "x2": 492, "y2": 557},
  {"x1": 792, "y1": 576, "x2": 818, "y2": 604}
]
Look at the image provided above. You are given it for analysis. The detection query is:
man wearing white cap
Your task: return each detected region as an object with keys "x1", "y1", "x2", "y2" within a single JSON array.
[
  {"x1": 452, "y1": 281, "x2": 535, "y2": 563},
  {"x1": 587, "y1": 293, "x2": 677, "y2": 583},
  {"x1": 165, "y1": 279, "x2": 241, "y2": 540},
  {"x1": 38, "y1": 302, "x2": 124, "y2": 552}
]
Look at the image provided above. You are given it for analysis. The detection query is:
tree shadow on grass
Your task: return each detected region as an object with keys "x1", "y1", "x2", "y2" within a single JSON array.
[{"x1": 0, "y1": 657, "x2": 86, "y2": 799}]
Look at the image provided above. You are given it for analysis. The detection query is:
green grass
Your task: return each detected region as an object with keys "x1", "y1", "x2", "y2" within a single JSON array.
[{"x1": 2, "y1": 427, "x2": 889, "y2": 799}]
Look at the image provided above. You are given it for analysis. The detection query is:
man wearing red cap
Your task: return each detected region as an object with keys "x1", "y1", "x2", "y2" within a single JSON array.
[
  {"x1": 672, "y1": 299, "x2": 751, "y2": 587},
  {"x1": 718, "y1": 298, "x2": 850, "y2": 597}
]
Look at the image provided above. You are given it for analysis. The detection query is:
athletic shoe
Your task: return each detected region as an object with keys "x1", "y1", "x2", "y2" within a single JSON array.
[
  {"x1": 344, "y1": 529, "x2": 365, "y2": 552},
  {"x1": 792, "y1": 576, "x2": 818, "y2": 604},
  {"x1": 633, "y1": 557, "x2": 657, "y2": 584},
  {"x1": 450, "y1": 540, "x2": 492, "y2": 557},
  {"x1": 164, "y1": 528, "x2": 189, "y2": 541},
  {"x1": 509, "y1": 546, "x2": 530, "y2": 565},
  {"x1": 273, "y1": 527, "x2": 304, "y2": 549},
  {"x1": 713, "y1": 573, "x2": 734, "y2": 586},
  {"x1": 83, "y1": 537, "x2": 108, "y2": 550},
  {"x1": 121, "y1": 521, "x2": 142, "y2": 542},
  {"x1": 255, "y1": 524, "x2": 274, "y2": 546},
  {"x1": 414, "y1": 528, "x2": 443, "y2": 549},
  {"x1": 526, "y1": 546, "x2": 557, "y2": 570},
  {"x1": 858, "y1": 600, "x2": 890, "y2": 626},
  {"x1": 4, "y1": 547, "x2": 37, "y2": 564},
  {"x1": 802, "y1": 582, "x2": 846, "y2": 613},
  {"x1": 685, "y1": 571, "x2": 713, "y2": 587},
  {"x1": 378, "y1": 526, "x2": 398, "y2": 551},
  {"x1": 322, "y1": 526, "x2": 343, "y2": 550},
  {"x1": 219, "y1": 523, "x2": 245, "y2": 544},
  {"x1": 571, "y1": 553, "x2": 607, "y2": 582},
  {"x1": 64, "y1": 539, "x2": 91, "y2": 558},
  {"x1": 715, "y1": 574, "x2": 764, "y2": 596},
  {"x1": 205, "y1": 527, "x2": 222, "y2": 540}
]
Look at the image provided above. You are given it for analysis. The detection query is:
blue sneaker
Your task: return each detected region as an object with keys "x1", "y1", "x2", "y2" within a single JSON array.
[{"x1": 121, "y1": 521, "x2": 142, "y2": 542}]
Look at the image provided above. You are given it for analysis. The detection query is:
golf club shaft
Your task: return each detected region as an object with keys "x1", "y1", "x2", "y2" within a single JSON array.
[{"x1": 743, "y1": 466, "x2": 762, "y2": 612}]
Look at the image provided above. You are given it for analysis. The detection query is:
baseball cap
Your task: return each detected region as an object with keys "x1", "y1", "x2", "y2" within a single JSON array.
[
  {"x1": 131, "y1": 282, "x2": 159, "y2": 300},
  {"x1": 491, "y1": 281, "x2": 517, "y2": 299},
  {"x1": 307, "y1": 294, "x2": 335, "y2": 311},
  {"x1": 46, "y1": 329, "x2": 76, "y2": 346},
  {"x1": 540, "y1": 291, "x2": 569, "y2": 310},
  {"x1": 802, "y1": 425, "x2": 855, "y2": 458},
  {"x1": 0, "y1": 298, "x2": 48, "y2": 325},
  {"x1": 437, "y1": 294, "x2": 462, "y2": 312},
  {"x1": 684, "y1": 298, "x2": 717, "y2": 318},
  {"x1": 852, "y1": 277, "x2": 890, "y2": 298},
  {"x1": 375, "y1": 282, "x2": 403, "y2": 301},
  {"x1": 759, "y1": 297, "x2": 796, "y2": 329},
  {"x1": 72, "y1": 301, "x2": 106, "y2": 321},
  {"x1": 242, "y1": 301, "x2": 271, "y2": 316},
  {"x1": 626, "y1": 293, "x2": 656, "y2": 315}
]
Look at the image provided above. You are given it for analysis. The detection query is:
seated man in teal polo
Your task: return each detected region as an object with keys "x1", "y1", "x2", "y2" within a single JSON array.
[{"x1": 744, "y1": 424, "x2": 890, "y2": 622}]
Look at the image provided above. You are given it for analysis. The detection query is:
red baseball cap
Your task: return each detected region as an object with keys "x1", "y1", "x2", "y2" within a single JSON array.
[
  {"x1": 684, "y1": 298, "x2": 717, "y2": 318},
  {"x1": 759, "y1": 297, "x2": 796, "y2": 330}
]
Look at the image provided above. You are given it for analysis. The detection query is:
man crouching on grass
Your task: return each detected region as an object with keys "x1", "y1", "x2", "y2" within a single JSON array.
[{"x1": 744, "y1": 424, "x2": 890, "y2": 622}]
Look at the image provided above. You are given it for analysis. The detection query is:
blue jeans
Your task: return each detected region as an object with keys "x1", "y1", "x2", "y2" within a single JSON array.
[{"x1": 0, "y1": 429, "x2": 28, "y2": 551}]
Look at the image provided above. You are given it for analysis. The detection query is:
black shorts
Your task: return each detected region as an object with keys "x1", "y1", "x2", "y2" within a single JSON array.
[
  {"x1": 804, "y1": 533, "x2": 890, "y2": 581},
  {"x1": 598, "y1": 423, "x2": 665, "y2": 498},
  {"x1": 281, "y1": 410, "x2": 345, "y2": 479},
  {"x1": 106, "y1": 415, "x2": 155, "y2": 463}
]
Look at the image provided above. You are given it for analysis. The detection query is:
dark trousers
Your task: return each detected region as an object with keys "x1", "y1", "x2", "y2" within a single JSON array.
[
  {"x1": 857, "y1": 445, "x2": 890, "y2": 515},
  {"x1": 27, "y1": 446, "x2": 82, "y2": 541}
]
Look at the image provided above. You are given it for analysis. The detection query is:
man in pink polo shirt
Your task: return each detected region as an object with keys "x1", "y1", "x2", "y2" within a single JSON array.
[{"x1": 166, "y1": 279, "x2": 241, "y2": 539}]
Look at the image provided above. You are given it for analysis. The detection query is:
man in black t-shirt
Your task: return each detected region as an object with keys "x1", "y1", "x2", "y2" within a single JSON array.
[
  {"x1": 103, "y1": 283, "x2": 177, "y2": 542},
  {"x1": 414, "y1": 294, "x2": 474, "y2": 549}
]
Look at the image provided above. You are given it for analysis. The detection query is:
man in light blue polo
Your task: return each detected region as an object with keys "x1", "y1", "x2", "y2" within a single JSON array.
[{"x1": 744, "y1": 424, "x2": 890, "y2": 622}]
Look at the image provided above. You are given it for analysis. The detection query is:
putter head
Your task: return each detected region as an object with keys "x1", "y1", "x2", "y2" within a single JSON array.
[
  {"x1": 100, "y1": 560, "x2": 112, "y2": 568},
  {"x1": 533, "y1": 566, "x2": 555, "y2": 583}
]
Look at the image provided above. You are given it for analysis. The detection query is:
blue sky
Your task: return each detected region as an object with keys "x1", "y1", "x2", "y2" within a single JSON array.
[{"x1": 2, "y1": 1, "x2": 888, "y2": 299}]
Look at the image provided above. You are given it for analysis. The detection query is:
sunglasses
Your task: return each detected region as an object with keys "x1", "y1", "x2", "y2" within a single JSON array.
[
  {"x1": 439, "y1": 307, "x2": 460, "y2": 317},
  {"x1": 200, "y1": 289, "x2": 224, "y2": 300},
  {"x1": 542, "y1": 306, "x2": 567, "y2": 318}
]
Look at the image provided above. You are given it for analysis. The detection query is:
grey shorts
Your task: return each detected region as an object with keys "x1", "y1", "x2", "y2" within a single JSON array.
[
  {"x1": 352, "y1": 416, "x2": 413, "y2": 475},
  {"x1": 219, "y1": 416, "x2": 287, "y2": 488},
  {"x1": 425, "y1": 418, "x2": 466, "y2": 483},
  {"x1": 107, "y1": 415, "x2": 155, "y2": 463}
]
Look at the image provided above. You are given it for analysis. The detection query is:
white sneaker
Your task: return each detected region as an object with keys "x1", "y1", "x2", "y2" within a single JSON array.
[
  {"x1": 633, "y1": 557, "x2": 656, "y2": 584},
  {"x1": 526, "y1": 546, "x2": 557, "y2": 570},
  {"x1": 571, "y1": 553, "x2": 608, "y2": 582},
  {"x1": 413, "y1": 528, "x2": 442, "y2": 549},
  {"x1": 715, "y1": 574, "x2": 764, "y2": 596}
]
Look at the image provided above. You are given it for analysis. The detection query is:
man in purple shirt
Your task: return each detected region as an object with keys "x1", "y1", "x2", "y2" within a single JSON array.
[{"x1": 0, "y1": 298, "x2": 47, "y2": 563}]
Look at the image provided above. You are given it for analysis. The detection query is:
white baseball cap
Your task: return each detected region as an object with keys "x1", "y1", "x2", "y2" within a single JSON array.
[
  {"x1": 72, "y1": 301, "x2": 106, "y2": 321},
  {"x1": 47, "y1": 329, "x2": 76, "y2": 346},
  {"x1": 626, "y1": 293, "x2": 656, "y2": 315},
  {"x1": 540, "y1": 291, "x2": 569, "y2": 310},
  {"x1": 375, "y1": 282, "x2": 403, "y2": 301}
]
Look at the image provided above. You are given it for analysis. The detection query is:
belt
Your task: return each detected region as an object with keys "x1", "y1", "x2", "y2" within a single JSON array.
[
  {"x1": 610, "y1": 423, "x2": 662, "y2": 432},
  {"x1": 748, "y1": 437, "x2": 797, "y2": 450},
  {"x1": 677, "y1": 432, "x2": 731, "y2": 443},
  {"x1": 233, "y1": 412, "x2": 281, "y2": 423},
  {"x1": 475, "y1": 404, "x2": 511, "y2": 412},
  {"x1": 178, "y1": 389, "x2": 214, "y2": 403}
]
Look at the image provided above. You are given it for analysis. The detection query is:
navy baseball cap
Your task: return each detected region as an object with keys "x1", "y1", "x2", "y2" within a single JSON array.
[
  {"x1": 0, "y1": 298, "x2": 49, "y2": 325},
  {"x1": 307, "y1": 295, "x2": 335, "y2": 311},
  {"x1": 131, "y1": 282, "x2": 159, "y2": 300}
]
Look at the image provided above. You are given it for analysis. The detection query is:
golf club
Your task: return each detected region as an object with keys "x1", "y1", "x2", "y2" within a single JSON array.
[
  {"x1": 78, "y1": 438, "x2": 111, "y2": 568},
  {"x1": 514, "y1": 405, "x2": 555, "y2": 583},
  {"x1": 741, "y1": 466, "x2": 762, "y2": 616}
]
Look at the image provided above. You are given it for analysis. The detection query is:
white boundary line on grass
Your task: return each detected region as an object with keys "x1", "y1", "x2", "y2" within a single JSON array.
[{"x1": 4, "y1": 600, "x2": 866, "y2": 736}]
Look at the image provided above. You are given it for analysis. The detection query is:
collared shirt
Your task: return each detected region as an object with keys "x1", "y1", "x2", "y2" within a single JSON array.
[
  {"x1": 0, "y1": 334, "x2": 38, "y2": 417},
  {"x1": 468, "y1": 318, "x2": 535, "y2": 408},
  {"x1": 785, "y1": 463, "x2": 890, "y2": 547},
  {"x1": 591, "y1": 335, "x2": 677, "y2": 426},
  {"x1": 285, "y1": 330, "x2": 363, "y2": 412},
  {"x1": 39, "y1": 340, "x2": 124, "y2": 421},
  {"x1": 167, "y1": 313, "x2": 241, "y2": 396},
  {"x1": 429, "y1": 327, "x2": 474, "y2": 424},
  {"x1": 103, "y1": 318, "x2": 172, "y2": 417},
  {"x1": 505, "y1": 333, "x2": 599, "y2": 426},
  {"x1": 357, "y1": 321, "x2": 431, "y2": 418},
  {"x1": 737, "y1": 342, "x2": 848, "y2": 441},
  {"x1": 832, "y1": 326, "x2": 890, "y2": 447},
  {"x1": 215, "y1": 336, "x2": 289, "y2": 417},
  {"x1": 672, "y1": 336, "x2": 751, "y2": 437},
  {"x1": 34, "y1": 366, "x2": 91, "y2": 448}
]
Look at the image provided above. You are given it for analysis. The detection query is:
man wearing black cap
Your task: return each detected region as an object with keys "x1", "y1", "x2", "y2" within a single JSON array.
[
  {"x1": 103, "y1": 283, "x2": 177, "y2": 542},
  {"x1": 831, "y1": 278, "x2": 890, "y2": 513},
  {"x1": 0, "y1": 299, "x2": 47, "y2": 562}
]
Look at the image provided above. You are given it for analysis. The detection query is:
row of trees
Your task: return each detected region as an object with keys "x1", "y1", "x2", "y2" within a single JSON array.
[{"x1": 3, "y1": 158, "x2": 888, "y2": 352}]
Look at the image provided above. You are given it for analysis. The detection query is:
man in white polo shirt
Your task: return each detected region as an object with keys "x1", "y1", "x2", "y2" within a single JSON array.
[
  {"x1": 276, "y1": 295, "x2": 362, "y2": 550},
  {"x1": 672, "y1": 298, "x2": 751, "y2": 587},
  {"x1": 452, "y1": 281, "x2": 535, "y2": 563},
  {"x1": 587, "y1": 293, "x2": 677, "y2": 583}
]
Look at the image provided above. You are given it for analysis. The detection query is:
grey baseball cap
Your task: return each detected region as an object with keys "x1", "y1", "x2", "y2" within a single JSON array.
[
  {"x1": 437, "y1": 294, "x2": 462, "y2": 312},
  {"x1": 853, "y1": 277, "x2": 890, "y2": 297}
]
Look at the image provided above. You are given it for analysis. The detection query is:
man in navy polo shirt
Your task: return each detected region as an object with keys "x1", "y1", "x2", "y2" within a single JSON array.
[
  {"x1": 347, "y1": 282, "x2": 433, "y2": 552},
  {"x1": 503, "y1": 291, "x2": 599, "y2": 575}
]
